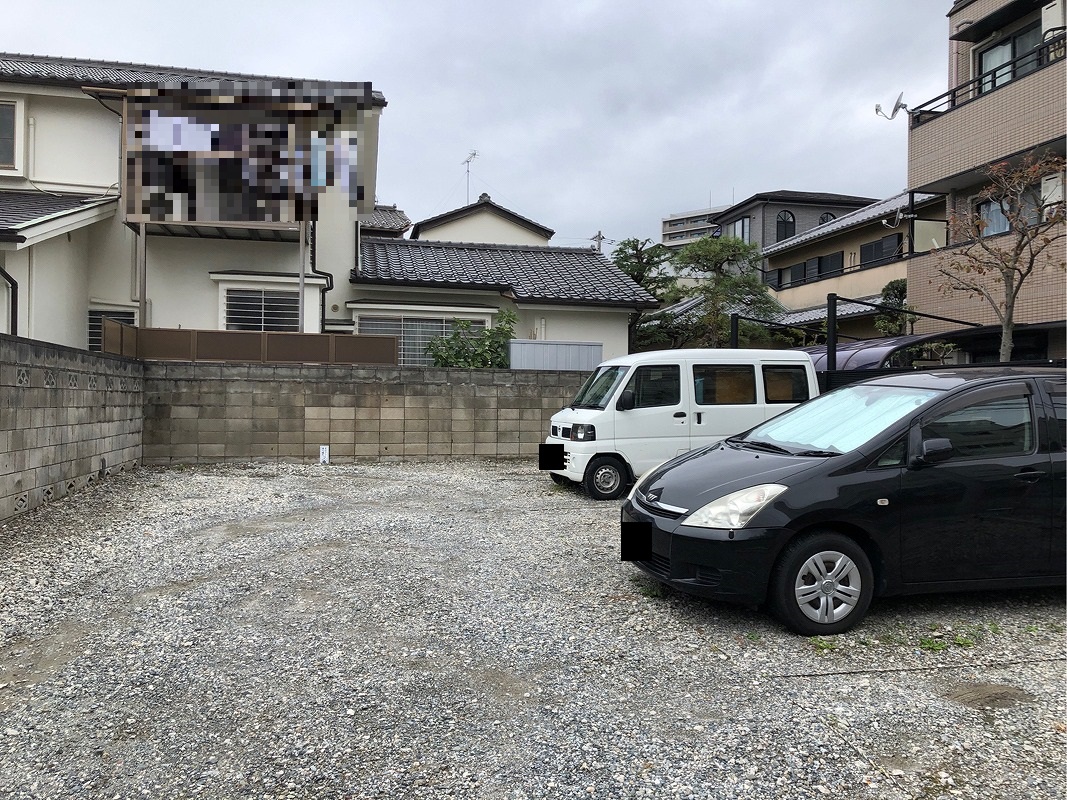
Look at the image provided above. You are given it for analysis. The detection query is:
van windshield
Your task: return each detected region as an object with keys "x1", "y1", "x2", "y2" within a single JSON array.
[{"x1": 570, "y1": 366, "x2": 629, "y2": 409}]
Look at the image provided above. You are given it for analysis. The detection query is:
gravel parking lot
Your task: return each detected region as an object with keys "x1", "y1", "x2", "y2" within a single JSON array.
[{"x1": 0, "y1": 460, "x2": 1063, "y2": 800}]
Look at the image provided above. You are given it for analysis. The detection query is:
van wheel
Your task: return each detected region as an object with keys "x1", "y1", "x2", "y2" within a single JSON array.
[
  {"x1": 770, "y1": 532, "x2": 873, "y2": 636},
  {"x1": 583, "y1": 457, "x2": 628, "y2": 501}
]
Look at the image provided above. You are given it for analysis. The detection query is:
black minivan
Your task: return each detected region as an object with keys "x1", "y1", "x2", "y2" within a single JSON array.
[{"x1": 621, "y1": 368, "x2": 1066, "y2": 635}]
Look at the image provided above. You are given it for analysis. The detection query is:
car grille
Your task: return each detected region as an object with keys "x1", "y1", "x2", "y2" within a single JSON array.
[
  {"x1": 634, "y1": 492, "x2": 684, "y2": 520},
  {"x1": 640, "y1": 553, "x2": 671, "y2": 580},
  {"x1": 551, "y1": 425, "x2": 571, "y2": 439}
]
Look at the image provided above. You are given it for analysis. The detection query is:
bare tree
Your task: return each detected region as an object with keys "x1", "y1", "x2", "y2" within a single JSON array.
[{"x1": 936, "y1": 152, "x2": 1065, "y2": 362}]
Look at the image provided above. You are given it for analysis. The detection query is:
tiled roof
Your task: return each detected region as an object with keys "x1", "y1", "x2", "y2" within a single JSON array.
[
  {"x1": 777, "y1": 296, "x2": 883, "y2": 325},
  {"x1": 411, "y1": 194, "x2": 554, "y2": 240},
  {"x1": 0, "y1": 52, "x2": 386, "y2": 105},
  {"x1": 642, "y1": 291, "x2": 789, "y2": 326},
  {"x1": 0, "y1": 190, "x2": 116, "y2": 234},
  {"x1": 362, "y1": 204, "x2": 411, "y2": 234},
  {"x1": 763, "y1": 192, "x2": 941, "y2": 255},
  {"x1": 354, "y1": 237, "x2": 658, "y2": 308}
]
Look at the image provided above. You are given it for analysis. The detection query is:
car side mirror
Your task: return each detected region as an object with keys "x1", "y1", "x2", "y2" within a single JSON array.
[
  {"x1": 616, "y1": 389, "x2": 635, "y2": 411},
  {"x1": 910, "y1": 437, "x2": 953, "y2": 468}
]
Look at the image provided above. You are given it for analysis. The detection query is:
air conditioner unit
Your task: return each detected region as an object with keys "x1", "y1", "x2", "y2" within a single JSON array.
[{"x1": 1044, "y1": 0, "x2": 1066, "y2": 36}]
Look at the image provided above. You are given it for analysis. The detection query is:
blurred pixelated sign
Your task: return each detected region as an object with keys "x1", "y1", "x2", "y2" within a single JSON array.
[{"x1": 123, "y1": 80, "x2": 376, "y2": 224}]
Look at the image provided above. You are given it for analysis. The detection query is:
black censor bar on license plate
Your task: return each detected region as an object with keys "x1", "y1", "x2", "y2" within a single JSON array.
[
  {"x1": 538, "y1": 443, "x2": 564, "y2": 471},
  {"x1": 620, "y1": 521, "x2": 653, "y2": 561}
]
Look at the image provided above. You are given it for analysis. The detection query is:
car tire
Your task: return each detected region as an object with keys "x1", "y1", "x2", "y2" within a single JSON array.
[
  {"x1": 550, "y1": 473, "x2": 568, "y2": 486},
  {"x1": 583, "y1": 456, "x2": 628, "y2": 501},
  {"x1": 770, "y1": 532, "x2": 874, "y2": 636}
]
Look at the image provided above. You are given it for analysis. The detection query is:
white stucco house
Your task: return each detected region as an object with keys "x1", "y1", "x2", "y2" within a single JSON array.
[
  {"x1": 0, "y1": 52, "x2": 384, "y2": 349},
  {"x1": 347, "y1": 194, "x2": 657, "y2": 365}
]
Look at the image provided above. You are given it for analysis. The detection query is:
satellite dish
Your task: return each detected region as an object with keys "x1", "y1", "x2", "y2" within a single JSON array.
[{"x1": 875, "y1": 92, "x2": 908, "y2": 120}]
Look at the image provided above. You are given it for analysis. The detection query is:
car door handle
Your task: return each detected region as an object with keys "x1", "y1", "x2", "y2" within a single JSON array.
[
  {"x1": 673, "y1": 412, "x2": 687, "y2": 418},
  {"x1": 1014, "y1": 470, "x2": 1043, "y2": 483}
]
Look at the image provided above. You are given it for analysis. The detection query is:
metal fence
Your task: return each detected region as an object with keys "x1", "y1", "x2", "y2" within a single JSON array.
[{"x1": 102, "y1": 319, "x2": 398, "y2": 365}]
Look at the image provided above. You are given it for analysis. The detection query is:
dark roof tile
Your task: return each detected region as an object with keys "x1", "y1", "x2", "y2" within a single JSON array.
[
  {"x1": 0, "y1": 190, "x2": 116, "y2": 232},
  {"x1": 354, "y1": 238, "x2": 657, "y2": 308},
  {"x1": 0, "y1": 52, "x2": 386, "y2": 104}
]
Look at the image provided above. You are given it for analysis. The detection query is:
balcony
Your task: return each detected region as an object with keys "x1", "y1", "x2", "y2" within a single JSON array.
[{"x1": 907, "y1": 32, "x2": 1066, "y2": 193}]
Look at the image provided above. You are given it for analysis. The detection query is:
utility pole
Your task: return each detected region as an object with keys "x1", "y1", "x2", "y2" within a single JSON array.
[{"x1": 591, "y1": 230, "x2": 607, "y2": 253}]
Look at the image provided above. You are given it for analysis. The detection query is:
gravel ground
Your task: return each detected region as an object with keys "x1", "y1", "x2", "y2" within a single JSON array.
[{"x1": 0, "y1": 460, "x2": 1063, "y2": 800}]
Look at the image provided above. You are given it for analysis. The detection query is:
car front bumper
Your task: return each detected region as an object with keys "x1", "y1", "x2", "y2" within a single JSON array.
[{"x1": 620, "y1": 498, "x2": 792, "y2": 606}]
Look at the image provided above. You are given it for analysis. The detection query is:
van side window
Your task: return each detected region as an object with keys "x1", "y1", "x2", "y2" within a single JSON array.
[
  {"x1": 624, "y1": 365, "x2": 681, "y2": 408},
  {"x1": 762, "y1": 365, "x2": 811, "y2": 404},
  {"x1": 692, "y1": 365, "x2": 756, "y2": 405}
]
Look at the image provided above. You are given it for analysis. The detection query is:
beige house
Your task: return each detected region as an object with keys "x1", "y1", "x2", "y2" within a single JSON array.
[
  {"x1": 764, "y1": 192, "x2": 947, "y2": 341},
  {"x1": 0, "y1": 53, "x2": 384, "y2": 349},
  {"x1": 349, "y1": 196, "x2": 656, "y2": 365},
  {"x1": 903, "y1": 0, "x2": 1065, "y2": 360},
  {"x1": 410, "y1": 193, "x2": 553, "y2": 246}
]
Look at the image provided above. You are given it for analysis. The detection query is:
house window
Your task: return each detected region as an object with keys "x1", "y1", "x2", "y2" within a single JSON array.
[
  {"x1": 819, "y1": 212, "x2": 836, "y2": 225},
  {"x1": 978, "y1": 23, "x2": 1041, "y2": 93},
  {"x1": 225, "y1": 289, "x2": 300, "y2": 331},
  {"x1": 817, "y1": 251, "x2": 844, "y2": 276},
  {"x1": 776, "y1": 211, "x2": 796, "y2": 242},
  {"x1": 358, "y1": 315, "x2": 487, "y2": 367},
  {"x1": 976, "y1": 193, "x2": 1039, "y2": 237},
  {"x1": 87, "y1": 309, "x2": 136, "y2": 352},
  {"x1": 0, "y1": 102, "x2": 14, "y2": 169},
  {"x1": 725, "y1": 217, "x2": 749, "y2": 242},
  {"x1": 860, "y1": 233, "x2": 903, "y2": 265}
]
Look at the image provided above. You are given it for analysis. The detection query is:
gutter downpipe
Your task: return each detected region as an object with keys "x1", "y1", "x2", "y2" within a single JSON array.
[
  {"x1": 307, "y1": 221, "x2": 333, "y2": 330},
  {"x1": 0, "y1": 258, "x2": 20, "y2": 335}
]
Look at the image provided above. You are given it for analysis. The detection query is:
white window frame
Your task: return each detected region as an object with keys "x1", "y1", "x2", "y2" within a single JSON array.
[
  {"x1": 209, "y1": 272, "x2": 326, "y2": 333},
  {"x1": 352, "y1": 304, "x2": 498, "y2": 367},
  {"x1": 0, "y1": 95, "x2": 26, "y2": 176},
  {"x1": 87, "y1": 303, "x2": 138, "y2": 352}
]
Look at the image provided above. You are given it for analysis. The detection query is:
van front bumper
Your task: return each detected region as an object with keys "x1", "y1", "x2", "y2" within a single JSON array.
[{"x1": 539, "y1": 440, "x2": 593, "y2": 483}]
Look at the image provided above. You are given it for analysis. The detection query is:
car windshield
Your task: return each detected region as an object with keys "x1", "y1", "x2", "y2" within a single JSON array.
[
  {"x1": 569, "y1": 365, "x2": 629, "y2": 409},
  {"x1": 744, "y1": 383, "x2": 945, "y2": 454}
]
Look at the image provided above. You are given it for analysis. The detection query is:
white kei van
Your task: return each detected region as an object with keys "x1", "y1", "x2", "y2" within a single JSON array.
[{"x1": 539, "y1": 349, "x2": 819, "y2": 500}]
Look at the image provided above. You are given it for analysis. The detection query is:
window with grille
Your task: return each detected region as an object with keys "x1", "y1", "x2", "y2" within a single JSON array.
[
  {"x1": 225, "y1": 289, "x2": 300, "y2": 331},
  {"x1": 358, "y1": 315, "x2": 487, "y2": 367},
  {"x1": 87, "y1": 309, "x2": 136, "y2": 352}
]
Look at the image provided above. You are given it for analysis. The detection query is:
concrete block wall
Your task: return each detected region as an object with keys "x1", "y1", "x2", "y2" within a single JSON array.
[
  {"x1": 142, "y1": 363, "x2": 588, "y2": 465},
  {"x1": 0, "y1": 334, "x2": 143, "y2": 521}
]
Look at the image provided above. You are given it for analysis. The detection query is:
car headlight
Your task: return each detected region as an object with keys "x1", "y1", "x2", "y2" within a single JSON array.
[
  {"x1": 683, "y1": 484, "x2": 787, "y2": 529},
  {"x1": 569, "y1": 424, "x2": 596, "y2": 441}
]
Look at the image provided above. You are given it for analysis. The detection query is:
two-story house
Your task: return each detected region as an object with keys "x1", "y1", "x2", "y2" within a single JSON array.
[
  {"x1": 0, "y1": 53, "x2": 385, "y2": 349},
  {"x1": 764, "y1": 191, "x2": 946, "y2": 340}
]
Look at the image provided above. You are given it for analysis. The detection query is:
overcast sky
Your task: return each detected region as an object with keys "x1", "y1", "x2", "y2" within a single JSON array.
[{"x1": 8, "y1": 1, "x2": 950, "y2": 250}]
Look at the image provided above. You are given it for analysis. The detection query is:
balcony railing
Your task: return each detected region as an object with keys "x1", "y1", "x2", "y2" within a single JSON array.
[{"x1": 909, "y1": 31, "x2": 1065, "y2": 127}]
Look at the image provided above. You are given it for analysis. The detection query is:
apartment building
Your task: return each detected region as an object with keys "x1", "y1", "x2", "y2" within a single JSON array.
[{"x1": 904, "y1": 0, "x2": 1065, "y2": 359}]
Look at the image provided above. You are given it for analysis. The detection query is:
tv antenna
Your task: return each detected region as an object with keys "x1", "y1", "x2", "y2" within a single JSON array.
[
  {"x1": 875, "y1": 92, "x2": 908, "y2": 120},
  {"x1": 462, "y1": 150, "x2": 478, "y2": 204}
]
